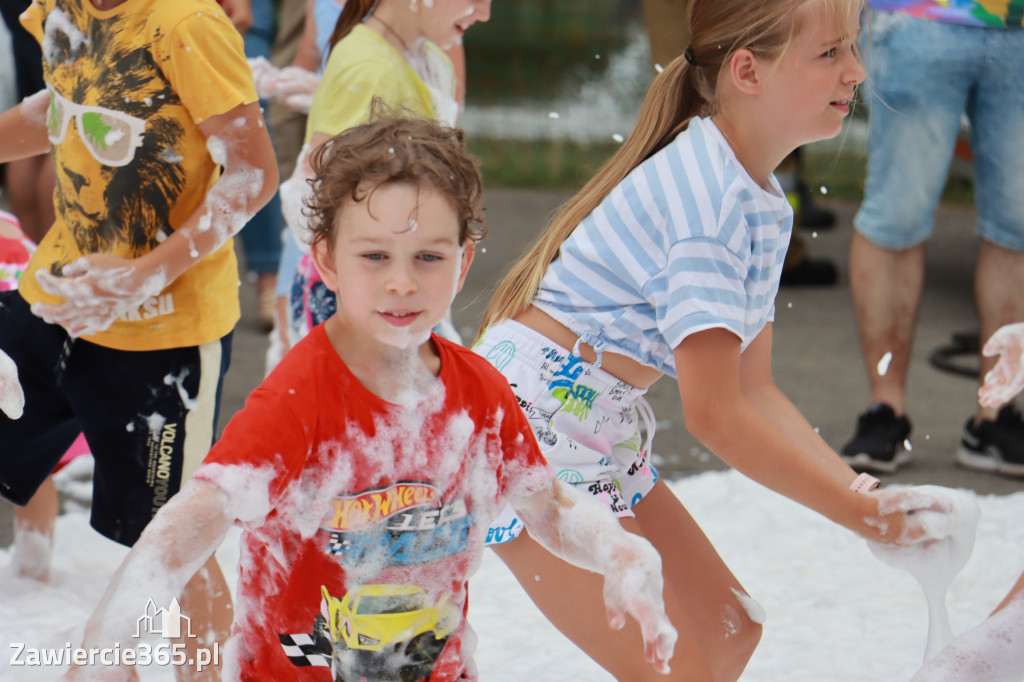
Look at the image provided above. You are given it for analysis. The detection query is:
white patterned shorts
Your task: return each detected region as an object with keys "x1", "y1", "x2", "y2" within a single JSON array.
[{"x1": 475, "y1": 319, "x2": 659, "y2": 545}]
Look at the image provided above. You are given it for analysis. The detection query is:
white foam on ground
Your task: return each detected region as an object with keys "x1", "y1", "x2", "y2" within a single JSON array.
[{"x1": 1, "y1": 470, "x2": 1022, "y2": 681}]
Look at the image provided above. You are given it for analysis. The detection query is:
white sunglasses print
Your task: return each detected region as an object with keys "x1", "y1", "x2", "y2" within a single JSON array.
[{"x1": 46, "y1": 87, "x2": 146, "y2": 167}]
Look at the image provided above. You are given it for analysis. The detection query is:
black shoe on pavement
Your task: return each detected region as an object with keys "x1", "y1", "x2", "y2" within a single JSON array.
[
  {"x1": 956, "y1": 404, "x2": 1024, "y2": 478},
  {"x1": 841, "y1": 403, "x2": 912, "y2": 473}
]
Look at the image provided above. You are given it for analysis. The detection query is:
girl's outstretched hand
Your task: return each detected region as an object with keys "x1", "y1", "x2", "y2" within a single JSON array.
[
  {"x1": 600, "y1": 533, "x2": 678, "y2": 674},
  {"x1": 31, "y1": 254, "x2": 167, "y2": 338},
  {"x1": 859, "y1": 486, "x2": 959, "y2": 547},
  {"x1": 979, "y1": 322, "x2": 1024, "y2": 408}
]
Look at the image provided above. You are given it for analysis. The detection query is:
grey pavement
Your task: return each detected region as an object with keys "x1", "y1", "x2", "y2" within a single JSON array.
[{"x1": 1, "y1": 190, "x2": 1020, "y2": 549}]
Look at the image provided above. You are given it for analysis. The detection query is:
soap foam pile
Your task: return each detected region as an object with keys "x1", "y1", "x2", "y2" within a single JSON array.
[
  {"x1": 867, "y1": 486, "x2": 981, "y2": 662},
  {"x1": 1, "y1": 470, "x2": 1022, "y2": 681}
]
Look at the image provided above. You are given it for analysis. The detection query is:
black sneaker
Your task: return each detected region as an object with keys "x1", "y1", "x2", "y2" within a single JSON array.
[
  {"x1": 956, "y1": 404, "x2": 1024, "y2": 477},
  {"x1": 841, "y1": 403, "x2": 912, "y2": 473}
]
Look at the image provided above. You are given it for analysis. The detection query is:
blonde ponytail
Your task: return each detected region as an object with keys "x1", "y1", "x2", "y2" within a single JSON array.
[
  {"x1": 476, "y1": 0, "x2": 842, "y2": 340},
  {"x1": 477, "y1": 55, "x2": 707, "y2": 336}
]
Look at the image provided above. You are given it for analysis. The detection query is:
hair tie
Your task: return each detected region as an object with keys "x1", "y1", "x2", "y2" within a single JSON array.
[{"x1": 683, "y1": 45, "x2": 698, "y2": 66}]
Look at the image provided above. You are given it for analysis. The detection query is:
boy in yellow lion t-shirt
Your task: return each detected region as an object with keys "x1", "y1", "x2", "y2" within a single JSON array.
[{"x1": 0, "y1": 0, "x2": 278, "y2": 677}]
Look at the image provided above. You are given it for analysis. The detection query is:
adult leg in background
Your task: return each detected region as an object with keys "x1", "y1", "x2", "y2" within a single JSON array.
[
  {"x1": 965, "y1": 24, "x2": 1024, "y2": 424},
  {"x1": 844, "y1": 13, "x2": 967, "y2": 462}
]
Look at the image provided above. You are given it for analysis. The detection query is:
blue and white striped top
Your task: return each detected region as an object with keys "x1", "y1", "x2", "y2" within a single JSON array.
[{"x1": 533, "y1": 116, "x2": 793, "y2": 378}]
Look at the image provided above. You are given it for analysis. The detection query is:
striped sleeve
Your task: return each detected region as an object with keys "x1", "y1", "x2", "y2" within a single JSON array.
[{"x1": 647, "y1": 237, "x2": 747, "y2": 349}]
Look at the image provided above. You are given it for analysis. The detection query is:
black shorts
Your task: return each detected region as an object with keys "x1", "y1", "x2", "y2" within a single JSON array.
[
  {"x1": 0, "y1": 0, "x2": 45, "y2": 99},
  {"x1": 0, "y1": 290, "x2": 232, "y2": 546}
]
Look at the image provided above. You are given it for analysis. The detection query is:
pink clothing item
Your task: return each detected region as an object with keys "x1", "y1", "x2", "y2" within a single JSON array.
[
  {"x1": 0, "y1": 210, "x2": 35, "y2": 292},
  {"x1": 53, "y1": 433, "x2": 91, "y2": 473}
]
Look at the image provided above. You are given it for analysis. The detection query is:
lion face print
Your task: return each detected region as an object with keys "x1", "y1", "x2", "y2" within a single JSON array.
[{"x1": 41, "y1": 1, "x2": 187, "y2": 267}]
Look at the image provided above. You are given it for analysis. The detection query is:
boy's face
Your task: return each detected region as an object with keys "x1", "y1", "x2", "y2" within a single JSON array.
[{"x1": 311, "y1": 181, "x2": 474, "y2": 349}]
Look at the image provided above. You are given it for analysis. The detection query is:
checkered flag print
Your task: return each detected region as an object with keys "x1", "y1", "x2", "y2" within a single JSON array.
[{"x1": 279, "y1": 632, "x2": 331, "y2": 668}]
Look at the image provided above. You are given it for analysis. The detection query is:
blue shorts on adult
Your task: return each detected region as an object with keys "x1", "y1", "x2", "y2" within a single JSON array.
[
  {"x1": 855, "y1": 12, "x2": 1024, "y2": 251},
  {"x1": 0, "y1": 290, "x2": 232, "y2": 546}
]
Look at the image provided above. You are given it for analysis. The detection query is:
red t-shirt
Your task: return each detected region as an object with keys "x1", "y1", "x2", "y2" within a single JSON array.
[{"x1": 194, "y1": 325, "x2": 550, "y2": 681}]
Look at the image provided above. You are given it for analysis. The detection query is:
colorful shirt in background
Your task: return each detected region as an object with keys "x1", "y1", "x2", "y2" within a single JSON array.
[
  {"x1": 869, "y1": 0, "x2": 1024, "y2": 28},
  {"x1": 19, "y1": 0, "x2": 257, "y2": 351}
]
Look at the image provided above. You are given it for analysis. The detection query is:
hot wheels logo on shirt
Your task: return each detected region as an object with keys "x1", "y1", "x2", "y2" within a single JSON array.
[{"x1": 323, "y1": 483, "x2": 441, "y2": 532}]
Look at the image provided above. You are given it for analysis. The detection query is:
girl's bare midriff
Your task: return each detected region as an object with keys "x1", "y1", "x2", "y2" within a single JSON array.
[{"x1": 513, "y1": 306, "x2": 665, "y2": 390}]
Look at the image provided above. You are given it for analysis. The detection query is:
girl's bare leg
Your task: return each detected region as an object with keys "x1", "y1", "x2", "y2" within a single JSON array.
[{"x1": 493, "y1": 479, "x2": 761, "y2": 682}]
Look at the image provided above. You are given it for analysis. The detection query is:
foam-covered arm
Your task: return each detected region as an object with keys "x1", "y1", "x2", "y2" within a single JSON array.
[
  {"x1": 676, "y1": 326, "x2": 956, "y2": 547},
  {"x1": 31, "y1": 100, "x2": 279, "y2": 337},
  {"x1": 511, "y1": 479, "x2": 677, "y2": 674},
  {"x1": 58, "y1": 480, "x2": 234, "y2": 681}
]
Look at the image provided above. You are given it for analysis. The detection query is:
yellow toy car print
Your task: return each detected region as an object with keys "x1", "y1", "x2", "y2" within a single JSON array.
[{"x1": 317, "y1": 584, "x2": 457, "y2": 682}]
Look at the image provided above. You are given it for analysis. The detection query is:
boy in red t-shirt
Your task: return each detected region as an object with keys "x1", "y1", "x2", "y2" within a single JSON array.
[{"x1": 61, "y1": 116, "x2": 676, "y2": 681}]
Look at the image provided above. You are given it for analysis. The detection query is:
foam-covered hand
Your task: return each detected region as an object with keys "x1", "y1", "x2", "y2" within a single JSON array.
[
  {"x1": 513, "y1": 480, "x2": 677, "y2": 674},
  {"x1": 599, "y1": 533, "x2": 678, "y2": 674},
  {"x1": 979, "y1": 322, "x2": 1024, "y2": 408},
  {"x1": 0, "y1": 348, "x2": 24, "y2": 420},
  {"x1": 248, "y1": 58, "x2": 320, "y2": 114},
  {"x1": 866, "y1": 486, "x2": 980, "y2": 662},
  {"x1": 31, "y1": 254, "x2": 166, "y2": 338},
  {"x1": 860, "y1": 485, "x2": 964, "y2": 547},
  {"x1": 280, "y1": 162, "x2": 314, "y2": 253}
]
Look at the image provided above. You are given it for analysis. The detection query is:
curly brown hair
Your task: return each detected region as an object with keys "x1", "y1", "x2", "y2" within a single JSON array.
[{"x1": 305, "y1": 112, "x2": 487, "y2": 249}]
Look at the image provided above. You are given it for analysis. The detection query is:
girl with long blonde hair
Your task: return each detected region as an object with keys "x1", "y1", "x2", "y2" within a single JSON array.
[{"x1": 474, "y1": 0, "x2": 956, "y2": 678}]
